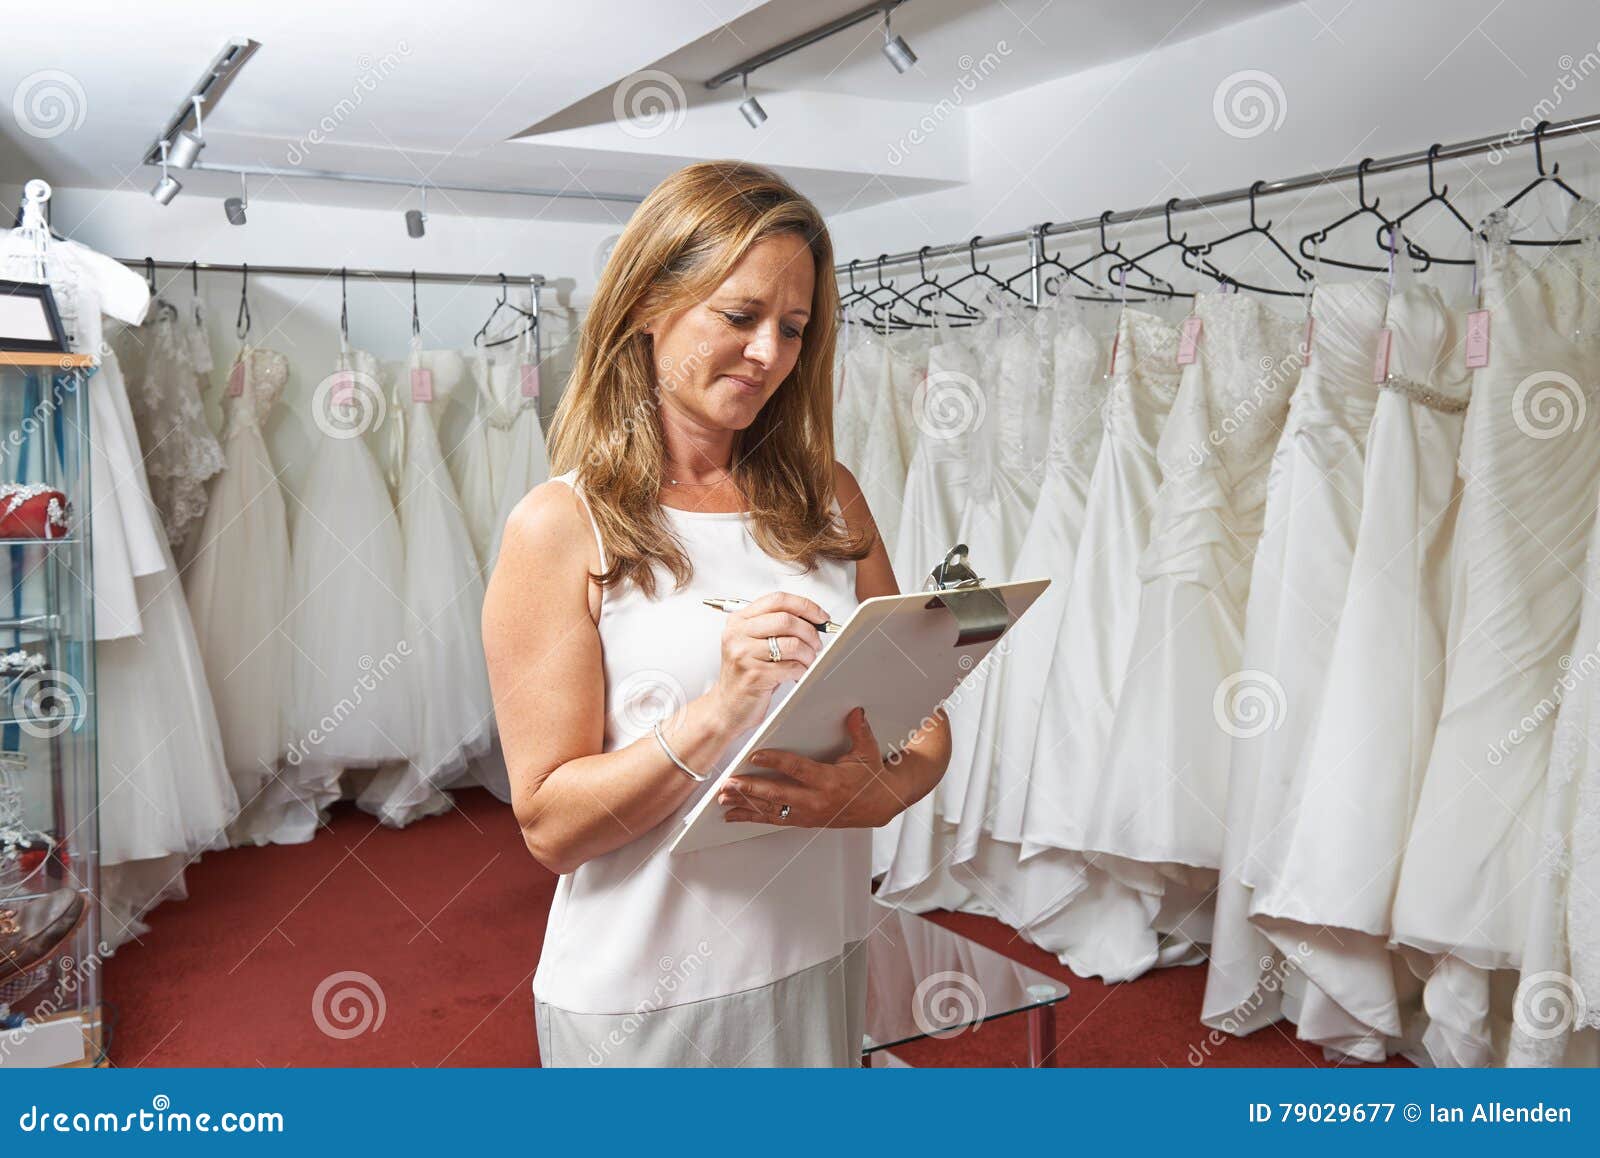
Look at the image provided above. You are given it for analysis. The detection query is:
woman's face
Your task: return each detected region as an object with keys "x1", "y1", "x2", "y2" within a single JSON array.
[{"x1": 645, "y1": 231, "x2": 815, "y2": 433}]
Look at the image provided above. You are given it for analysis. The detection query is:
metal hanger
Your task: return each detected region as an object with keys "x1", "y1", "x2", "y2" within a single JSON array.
[
  {"x1": 1498, "y1": 121, "x2": 1586, "y2": 248},
  {"x1": 236, "y1": 262, "x2": 251, "y2": 340},
  {"x1": 1105, "y1": 200, "x2": 1202, "y2": 299},
  {"x1": 1297, "y1": 158, "x2": 1432, "y2": 273},
  {"x1": 1375, "y1": 145, "x2": 1476, "y2": 267},
  {"x1": 1183, "y1": 181, "x2": 1316, "y2": 296}
]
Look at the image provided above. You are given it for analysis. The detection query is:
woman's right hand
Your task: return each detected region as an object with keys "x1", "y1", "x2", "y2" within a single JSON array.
[{"x1": 708, "y1": 591, "x2": 830, "y2": 733}]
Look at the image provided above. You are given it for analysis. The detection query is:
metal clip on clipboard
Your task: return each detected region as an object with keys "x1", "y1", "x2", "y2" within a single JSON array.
[{"x1": 921, "y1": 543, "x2": 1011, "y2": 647}]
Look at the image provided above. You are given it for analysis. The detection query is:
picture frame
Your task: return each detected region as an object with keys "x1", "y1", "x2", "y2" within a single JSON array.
[{"x1": 0, "y1": 278, "x2": 70, "y2": 354}]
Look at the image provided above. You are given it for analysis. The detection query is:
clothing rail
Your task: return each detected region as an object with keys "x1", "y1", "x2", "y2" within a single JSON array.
[
  {"x1": 118, "y1": 258, "x2": 545, "y2": 289},
  {"x1": 836, "y1": 110, "x2": 1600, "y2": 304}
]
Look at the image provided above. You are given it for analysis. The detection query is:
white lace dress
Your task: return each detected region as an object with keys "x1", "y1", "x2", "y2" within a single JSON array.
[
  {"x1": 183, "y1": 346, "x2": 294, "y2": 840},
  {"x1": 110, "y1": 300, "x2": 225, "y2": 554},
  {"x1": 477, "y1": 322, "x2": 551, "y2": 571},
  {"x1": 1089, "y1": 294, "x2": 1302, "y2": 939},
  {"x1": 356, "y1": 346, "x2": 495, "y2": 827}
]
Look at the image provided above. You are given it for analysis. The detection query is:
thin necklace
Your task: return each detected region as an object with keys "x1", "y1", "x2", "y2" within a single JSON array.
[{"x1": 665, "y1": 464, "x2": 732, "y2": 487}]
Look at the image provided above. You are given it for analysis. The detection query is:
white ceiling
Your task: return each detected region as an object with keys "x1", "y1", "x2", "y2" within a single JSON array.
[{"x1": 1, "y1": 0, "x2": 1297, "y2": 223}]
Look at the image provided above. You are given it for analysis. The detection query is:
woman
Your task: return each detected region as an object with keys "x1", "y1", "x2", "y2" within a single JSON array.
[{"x1": 483, "y1": 161, "x2": 953, "y2": 1067}]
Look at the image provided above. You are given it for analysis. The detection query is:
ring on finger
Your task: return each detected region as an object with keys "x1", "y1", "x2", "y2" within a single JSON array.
[
  {"x1": 767, "y1": 635, "x2": 782, "y2": 663},
  {"x1": 778, "y1": 803, "x2": 791, "y2": 821}
]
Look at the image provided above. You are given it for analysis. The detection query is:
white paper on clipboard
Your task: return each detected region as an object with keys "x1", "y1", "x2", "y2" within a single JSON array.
[{"x1": 670, "y1": 576, "x2": 1050, "y2": 855}]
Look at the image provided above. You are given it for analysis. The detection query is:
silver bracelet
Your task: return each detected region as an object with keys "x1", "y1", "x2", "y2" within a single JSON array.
[{"x1": 653, "y1": 720, "x2": 707, "y2": 782}]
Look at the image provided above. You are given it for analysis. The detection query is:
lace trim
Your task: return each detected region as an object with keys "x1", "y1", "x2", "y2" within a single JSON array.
[{"x1": 1379, "y1": 372, "x2": 1470, "y2": 414}]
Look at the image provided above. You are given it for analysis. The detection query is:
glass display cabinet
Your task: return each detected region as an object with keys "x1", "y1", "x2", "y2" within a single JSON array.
[{"x1": 0, "y1": 352, "x2": 101, "y2": 1068}]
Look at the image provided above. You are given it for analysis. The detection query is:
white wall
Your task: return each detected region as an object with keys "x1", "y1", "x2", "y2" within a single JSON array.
[{"x1": 826, "y1": 0, "x2": 1600, "y2": 298}]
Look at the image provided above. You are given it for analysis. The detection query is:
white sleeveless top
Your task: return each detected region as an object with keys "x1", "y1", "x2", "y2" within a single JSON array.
[{"x1": 532, "y1": 470, "x2": 875, "y2": 1015}]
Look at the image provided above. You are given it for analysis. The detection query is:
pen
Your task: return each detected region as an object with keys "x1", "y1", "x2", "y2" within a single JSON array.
[{"x1": 702, "y1": 597, "x2": 843, "y2": 634}]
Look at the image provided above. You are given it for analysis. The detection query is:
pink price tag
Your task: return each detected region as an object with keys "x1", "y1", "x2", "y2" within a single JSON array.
[
  {"x1": 1301, "y1": 315, "x2": 1315, "y2": 365},
  {"x1": 1177, "y1": 315, "x2": 1203, "y2": 365},
  {"x1": 1465, "y1": 309, "x2": 1491, "y2": 368},
  {"x1": 227, "y1": 359, "x2": 246, "y2": 397},
  {"x1": 411, "y1": 367, "x2": 434, "y2": 403},
  {"x1": 1371, "y1": 327, "x2": 1393, "y2": 384},
  {"x1": 520, "y1": 362, "x2": 541, "y2": 401},
  {"x1": 330, "y1": 369, "x2": 356, "y2": 407}
]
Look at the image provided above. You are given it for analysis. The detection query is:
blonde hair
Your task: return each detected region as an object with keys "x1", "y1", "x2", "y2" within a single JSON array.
[{"x1": 547, "y1": 160, "x2": 872, "y2": 598}]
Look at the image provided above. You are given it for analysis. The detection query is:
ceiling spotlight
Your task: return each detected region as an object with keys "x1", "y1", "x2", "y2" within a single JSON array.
[
  {"x1": 167, "y1": 95, "x2": 206, "y2": 169},
  {"x1": 224, "y1": 171, "x2": 248, "y2": 225},
  {"x1": 738, "y1": 73, "x2": 767, "y2": 129},
  {"x1": 405, "y1": 185, "x2": 427, "y2": 237},
  {"x1": 881, "y1": 9, "x2": 917, "y2": 73},
  {"x1": 151, "y1": 139, "x2": 181, "y2": 205}
]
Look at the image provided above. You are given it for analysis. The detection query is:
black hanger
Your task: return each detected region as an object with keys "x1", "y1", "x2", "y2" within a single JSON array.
[
  {"x1": 1001, "y1": 222, "x2": 1110, "y2": 303},
  {"x1": 838, "y1": 258, "x2": 909, "y2": 333},
  {"x1": 237, "y1": 263, "x2": 251, "y2": 340},
  {"x1": 1298, "y1": 158, "x2": 1432, "y2": 274},
  {"x1": 144, "y1": 257, "x2": 156, "y2": 295},
  {"x1": 906, "y1": 245, "x2": 984, "y2": 324},
  {"x1": 1183, "y1": 181, "x2": 1316, "y2": 296},
  {"x1": 1056, "y1": 211, "x2": 1173, "y2": 302},
  {"x1": 1375, "y1": 145, "x2": 1475, "y2": 267},
  {"x1": 1104, "y1": 200, "x2": 1203, "y2": 299},
  {"x1": 411, "y1": 270, "x2": 421, "y2": 338},
  {"x1": 484, "y1": 277, "x2": 539, "y2": 348},
  {"x1": 474, "y1": 274, "x2": 517, "y2": 346},
  {"x1": 933, "y1": 236, "x2": 1028, "y2": 312},
  {"x1": 338, "y1": 266, "x2": 349, "y2": 345},
  {"x1": 1499, "y1": 121, "x2": 1585, "y2": 248},
  {"x1": 866, "y1": 254, "x2": 932, "y2": 330}
]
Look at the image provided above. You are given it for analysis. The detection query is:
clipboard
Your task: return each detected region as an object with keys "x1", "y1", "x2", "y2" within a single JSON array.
[{"x1": 670, "y1": 545, "x2": 1050, "y2": 855}]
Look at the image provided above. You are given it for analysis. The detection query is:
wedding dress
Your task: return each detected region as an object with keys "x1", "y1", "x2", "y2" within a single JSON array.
[
  {"x1": 842, "y1": 333, "x2": 905, "y2": 561},
  {"x1": 356, "y1": 345, "x2": 495, "y2": 827},
  {"x1": 1392, "y1": 202, "x2": 1600, "y2": 1063},
  {"x1": 110, "y1": 299, "x2": 225, "y2": 554},
  {"x1": 1014, "y1": 308, "x2": 1183, "y2": 980},
  {"x1": 873, "y1": 301, "x2": 1053, "y2": 916},
  {"x1": 1091, "y1": 294, "x2": 1302, "y2": 872},
  {"x1": 1199, "y1": 278, "x2": 1395, "y2": 1060},
  {"x1": 947, "y1": 299, "x2": 1116, "y2": 921},
  {"x1": 246, "y1": 348, "x2": 417, "y2": 845},
  {"x1": 182, "y1": 346, "x2": 294, "y2": 840},
  {"x1": 889, "y1": 325, "x2": 982, "y2": 592},
  {"x1": 1508, "y1": 487, "x2": 1600, "y2": 1068},
  {"x1": 476, "y1": 321, "x2": 551, "y2": 571}
]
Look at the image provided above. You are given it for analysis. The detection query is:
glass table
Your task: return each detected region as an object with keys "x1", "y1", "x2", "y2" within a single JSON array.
[{"x1": 861, "y1": 909, "x2": 1069, "y2": 1067}]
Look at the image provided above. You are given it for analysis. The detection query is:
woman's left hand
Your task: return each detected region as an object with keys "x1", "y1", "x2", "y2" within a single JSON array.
[{"x1": 718, "y1": 707, "x2": 899, "y2": 829}]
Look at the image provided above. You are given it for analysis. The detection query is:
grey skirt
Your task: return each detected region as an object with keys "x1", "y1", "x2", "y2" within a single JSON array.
[{"x1": 535, "y1": 939, "x2": 867, "y2": 1068}]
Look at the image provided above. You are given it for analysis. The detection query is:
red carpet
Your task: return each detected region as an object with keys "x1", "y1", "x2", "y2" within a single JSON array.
[{"x1": 102, "y1": 788, "x2": 1402, "y2": 1067}]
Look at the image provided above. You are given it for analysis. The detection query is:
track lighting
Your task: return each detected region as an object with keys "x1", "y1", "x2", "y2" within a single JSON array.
[
  {"x1": 151, "y1": 139, "x2": 181, "y2": 205},
  {"x1": 738, "y1": 74, "x2": 767, "y2": 129},
  {"x1": 168, "y1": 95, "x2": 206, "y2": 169},
  {"x1": 405, "y1": 186, "x2": 427, "y2": 237},
  {"x1": 224, "y1": 170, "x2": 248, "y2": 225},
  {"x1": 881, "y1": 9, "x2": 917, "y2": 73}
]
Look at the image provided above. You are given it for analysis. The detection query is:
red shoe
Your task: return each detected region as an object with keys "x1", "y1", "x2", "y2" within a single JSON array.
[{"x1": 0, "y1": 485, "x2": 69, "y2": 540}]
